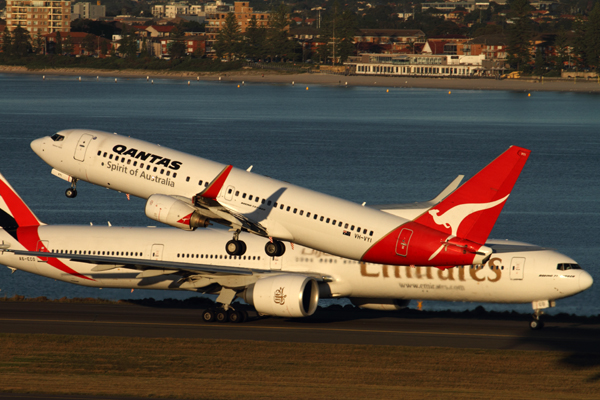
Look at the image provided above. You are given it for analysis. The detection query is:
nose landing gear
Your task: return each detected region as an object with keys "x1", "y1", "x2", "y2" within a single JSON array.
[
  {"x1": 530, "y1": 309, "x2": 545, "y2": 330},
  {"x1": 65, "y1": 178, "x2": 78, "y2": 198}
]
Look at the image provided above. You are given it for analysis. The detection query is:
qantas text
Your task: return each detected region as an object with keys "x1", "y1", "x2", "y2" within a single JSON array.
[{"x1": 112, "y1": 145, "x2": 182, "y2": 170}]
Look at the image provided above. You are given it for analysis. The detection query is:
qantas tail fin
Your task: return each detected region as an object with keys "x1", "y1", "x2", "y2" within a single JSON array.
[
  {"x1": 0, "y1": 172, "x2": 43, "y2": 231},
  {"x1": 414, "y1": 146, "x2": 530, "y2": 244}
]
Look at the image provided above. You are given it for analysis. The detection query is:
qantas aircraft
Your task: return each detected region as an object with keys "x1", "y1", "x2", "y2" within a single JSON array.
[
  {"x1": 32, "y1": 129, "x2": 529, "y2": 268},
  {"x1": 0, "y1": 171, "x2": 592, "y2": 329}
]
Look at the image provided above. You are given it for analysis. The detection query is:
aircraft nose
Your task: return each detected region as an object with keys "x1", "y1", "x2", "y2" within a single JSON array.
[
  {"x1": 30, "y1": 138, "x2": 44, "y2": 156},
  {"x1": 580, "y1": 271, "x2": 593, "y2": 291}
]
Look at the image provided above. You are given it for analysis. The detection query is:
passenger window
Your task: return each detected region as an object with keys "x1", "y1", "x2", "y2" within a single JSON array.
[
  {"x1": 326, "y1": 218, "x2": 330, "y2": 223},
  {"x1": 280, "y1": 204, "x2": 284, "y2": 210},
  {"x1": 160, "y1": 169, "x2": 164, "y2": 174},
  {"x1": 320, "y1": 216, "x2": 324, "y2": 221},
  {"x1": 228, "y1": 189, "x2": 233, "y2": 194},
  {"x1": 332, "y1": 220, "x2": 336, "y2": 225},
  {"x1": 153, "y1": 167, "x2": 157, "y2": 172},
  {"x1": 109, "y1": 154, "x2": 113, "y2": 160},
  {"x1": 255, "y1": 197, "x2": 260, "y2": 203},
  {"x1": 274, "y1": 202, "x2": 278, "y2": 207},
  {"x1": 235, "y1": 191, "x2": 239, "y2": 196},
  {"x1": 134, "y1": 161, "x2": 138, "y2": 167},
  {"x1": 97, "y1": 151, "x2": 101, "y2": 156},
  {"x1": 357, "y1": 227, "x2": 361, "y2": 233},
  {"x1": 369, "y1": 230, "x2": 373, "y2": 236},
  {"x1": 205, "y1": 182, "x2": 208, "y2": 187},
  {"x1": 339, "y1": 222, "x2": 343, "y2": 227},
  {"x1": 249, "y1": 195, "x2": 253, "y2": 200},
  {"x1": 186, "y1": 177, "x2": 190, "y2": 182},
  {"x1": 344, "y1": 223, "x2": 349, "y2": 228},
  {"x1": 262, "y1": 199, "x2": 265, "y2": 204},
  {"x1": 293, "y1": 208, "x2": 297, "y2": 214},
  {"x1": 286, "y1": 206, "x2": 291, "y2": 211},
  {"x1": 351, "y1": 225, "x2": 355, "y2": 230},
  {"x1": 173, "y1": 173, "x2": 177, "y2": 178},
  {"x1": 103, "y1": 152, "x2": 107, "y2": 157},
  {"x1": 314, "y1": 215, "x2": 318, "y2": 220},
  {"x1": 307, "y1": 212, "x2": 311, "y2": 217},
  {"x1": 242, "y1": 193, "x2": 246, "y2": 198},
  {"x1": 199, "y1": 180, "x2": 203, "y2": 186},
  {"x1": 146, "y1": 165, "x2": 151, "y2": 170},
  {"x1": 267, "y1": 200, "x2": 272, "y2": 206},
  {"x1": 299, "y1": 210, "x2": 303, "y2": 216},
  {"x1": 121, "y1": 157, "x2": 125, "y2": 163},
  {"x1": 127, "y1": 159, "x2": 131, "y2": 165},
  {"x1": 166, "y1": 171, "x2": 170, "y2": 176},
  {"x1": 141, "y1": 163, "x2": 144, "y2": 168}
]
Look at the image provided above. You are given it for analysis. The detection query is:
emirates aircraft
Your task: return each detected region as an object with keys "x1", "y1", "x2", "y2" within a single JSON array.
[
  {"x1": 0, "y1": 171, "x2": 592, "y2": 329},
  {"x1": 31, "y1": 129, "x2": 530, "y2": 268}
]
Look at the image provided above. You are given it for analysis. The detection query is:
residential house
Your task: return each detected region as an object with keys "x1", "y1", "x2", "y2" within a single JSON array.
[
  {"x1": 5, "y1": 0, "x2": 71, "y2": 36},
  {"x1": 355, "y1": 29, "x2": 426, "y2": 54}
]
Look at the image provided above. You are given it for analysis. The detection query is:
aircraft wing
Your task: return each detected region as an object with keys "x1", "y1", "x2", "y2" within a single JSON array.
[
  {"x1": 191, "y1": 164, "x2": 268, "y2": 236},
  {"x1": 9, "y1": 249, "x2": 266, "y2": 276},
  {"x1": 369, "y1": 175, "x2": 464, "y2": 220}
]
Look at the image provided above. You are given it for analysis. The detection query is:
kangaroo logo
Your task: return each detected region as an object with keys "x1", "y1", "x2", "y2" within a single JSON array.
[{"x1": 428, "y1": 195, "x2": 510, "y2": 236}]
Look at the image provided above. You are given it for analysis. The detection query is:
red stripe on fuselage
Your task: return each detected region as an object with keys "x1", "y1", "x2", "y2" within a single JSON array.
[
  {"x1": 361, "y1": 221, "x2": 481, "y2": 266},
  {"x1": 17, "y1": 226, "x2": 94, "y2": 281}
]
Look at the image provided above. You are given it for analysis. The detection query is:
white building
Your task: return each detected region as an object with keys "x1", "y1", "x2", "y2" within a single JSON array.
[{"x1": 72, "y1": 1, "x2": 106, "y2": 20}]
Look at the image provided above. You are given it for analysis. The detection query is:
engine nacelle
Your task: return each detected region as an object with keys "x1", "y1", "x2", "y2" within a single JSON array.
[
  {"x1": 350, "y1": 298, "x2": 411, "y2": 311},
  {"x1": 241, "y1": 274, "x2": 319, "y2": 318},
  {"x1": 145, "y1": 194, "x2": 210, "y2": 231}
]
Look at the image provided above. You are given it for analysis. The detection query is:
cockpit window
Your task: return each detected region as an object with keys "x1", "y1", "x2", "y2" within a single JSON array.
[
  {"x1": 51, "y1": 134, "x2": 65, "y2": 142},
  {"x1": 557, "y1": 263, "x2": 581, "y2": 271}
]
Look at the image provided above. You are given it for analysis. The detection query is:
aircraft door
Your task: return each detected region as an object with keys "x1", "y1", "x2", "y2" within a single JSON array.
[
  {"x1": 510, "y1": 257, "x2": 525, "y2": 280},
  {"x1": 74, "y1": 133, "x2": 93, "y2": 162},
  {"x1": 36, "y1": 240, "x2": 49, "y2": 262},
  {"x1": 395, "y1": 228, "x2": 413, "y2": 257},
  {"x1": 270, "y1": 256, "x2": 283, "y2": 270},
  {"x1": 225, "y1": 185, "x2": 235, "y2": 201},
  {"x1": 151, "y1": 244, "x2": 164, "y2": 260}
]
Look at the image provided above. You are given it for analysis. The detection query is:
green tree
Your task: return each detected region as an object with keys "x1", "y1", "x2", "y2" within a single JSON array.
[
  {"x1": 83, "y1": 33, "x2": 97, "y2": 55},
  {"x1": 533, "y1": 47, "x2": 546, "y2": 75},
  {"x1": 266, "y1": 3, "x2": 293, "y2": 61},
  {"x1": 243, "y1": 15, "x2": 267, "y2": 60},
  {"x1": 319, "y1": 3, "x2": 357, "y2": 64},
  {"x1": 585, "y1": 3, "x2": 600, "y2": 71},
  {"x1": 506, "y1": 0, "x2": 533, "y2": 71},
  {"x1": 118, "y1": 26, "x2": 137, "y2": 58},
  {"x1": 12, "y1": 26, "x2": 31, "y2": 57},
  {"x1": 553, "y1": 29, "x2": 569, "y2": 72},
  {"x1": 55, "y1": 31, "x2": 63, "y2": 55},
  {"x1": 215, "y1": 12, "x2": 241, "y2": 61},
  {"x1": 2, "y1": 27, "x2": 12, "y2": 55}
]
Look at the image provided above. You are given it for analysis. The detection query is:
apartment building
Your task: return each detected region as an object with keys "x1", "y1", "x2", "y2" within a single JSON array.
[
  {"x1": 205, "y1": 1, "x2": 269, "y2": 54},
  {"x1": 71, "y1": 1, "x2": 105, "y2": 20},
  {"x1": 5, "y1": 0, "x2": 71, "y2": 36}
]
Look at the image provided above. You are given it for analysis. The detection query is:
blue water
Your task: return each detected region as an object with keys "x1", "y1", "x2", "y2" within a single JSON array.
[{"x1": 0, "y1": 73, "x2": 598, "y2": 315}]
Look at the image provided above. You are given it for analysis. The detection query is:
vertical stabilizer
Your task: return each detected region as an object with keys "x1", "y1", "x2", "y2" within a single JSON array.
[
  {"x1": 414, "y1": 146, "x2": 530, "y2": 244},
  {"x1": 0, "y1": 172, "x2": 43, "y2": 229}
]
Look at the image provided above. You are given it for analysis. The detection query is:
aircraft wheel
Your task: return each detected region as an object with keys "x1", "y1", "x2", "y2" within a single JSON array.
[
  {"x1": 216, "y1": 309, "x2": 229, "y2": 323},
  {"x1": 65, "y1": 188, "x2": 77, "y2": 198},
  {"x1": 228, "y1": 310, "x2": 242, "y2": 323},
  {"x1": 529, "y1": 319, "x2": 544, "y2": 330},
  {"x1": 202, "y1": 309, "x2": 215, "y2": 323},
  {"x1": 265, "y1": 240, "x2": 285, "y2": 257},
  {"x1": 226, "y1": 240, "x2": 246, "y2": 256}
]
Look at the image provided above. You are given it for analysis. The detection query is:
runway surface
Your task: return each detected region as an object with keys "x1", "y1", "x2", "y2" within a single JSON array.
[{"x1": 1, "y1": 301, "x2": 598, "y2": 354}]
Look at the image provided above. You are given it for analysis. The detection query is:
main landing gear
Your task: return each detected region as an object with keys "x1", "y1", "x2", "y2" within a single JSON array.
[
  {"x1": 65, "y1": 178, "x2": 78, "y2": 199},
  {"x1": 202, "y1": 307, "x2": 248, "y2": 323},
  {"x1": 265, "y1": 239, "x2": 286, "y2": 257},
  {"x1": 226, "y1": 230, "x2": 247, "y2": 256}
]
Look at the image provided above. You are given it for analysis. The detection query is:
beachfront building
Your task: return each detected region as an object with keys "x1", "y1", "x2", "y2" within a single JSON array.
[
  {"x1": 347, "y1": 53, "x2": 486, "y2": 77},
  {"x1": 5, "y1": 0, "x2": 71, "y2": 36},
  {"x1": 355, "y1": 29, "x2": 426, "y2": 54},
  {"x1": 205, "y1": 1, "x2": 269, "y2": 55}
]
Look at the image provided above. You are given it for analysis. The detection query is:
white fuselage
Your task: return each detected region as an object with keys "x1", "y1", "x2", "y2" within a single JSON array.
[
  {"x1": 0, "y1": 225, "x2": 592, "y2": 305},
  {"x1": 31, "y1": 129, "x2": 495, "y2": 267}
]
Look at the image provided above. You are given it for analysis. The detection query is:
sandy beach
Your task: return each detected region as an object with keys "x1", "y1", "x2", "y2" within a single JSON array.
[{"x1": 2, "y1": 64, "x2": 600, "y2": 93}]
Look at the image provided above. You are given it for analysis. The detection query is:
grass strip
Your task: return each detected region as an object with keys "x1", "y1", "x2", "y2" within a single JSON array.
[{"x1": 1, "y1": 333, "x2": 599, "y2": 399}]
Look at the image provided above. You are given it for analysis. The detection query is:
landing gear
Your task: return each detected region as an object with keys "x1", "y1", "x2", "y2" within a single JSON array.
[
  {"x1": 265, "y1": 240, "x2": 286, "y2": 257},
  {"x1": 65, "y1": 178, "x2": 78, "y2": 198},
  {"x1": 226, "y1": 230, "x2": 246, "y2": 256},
  {"x1": 530, "y1": 309, "x2": 545, "y2": 330},
  {"x1": 202, "y1": 307, "x2": 247, "y2": 323},
  {"x1": 226, "y1": 239, "x2": 246, "y2": 256}
]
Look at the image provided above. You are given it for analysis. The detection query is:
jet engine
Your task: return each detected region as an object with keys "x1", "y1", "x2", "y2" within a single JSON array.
[
  {"x1": 240, "y1": 274, "x2": 319, "y2": 318},
  {"x1": 145, "y1": 194, "x2": 210, "y2": 231},
  {"x1": 350, "y1": 298, "x2": 411, "y2": 311}
]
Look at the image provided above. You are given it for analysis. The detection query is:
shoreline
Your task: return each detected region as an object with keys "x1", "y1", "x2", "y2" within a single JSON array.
[{"x1": 2, "y1": 65, "x2": 600, "y2": 92}]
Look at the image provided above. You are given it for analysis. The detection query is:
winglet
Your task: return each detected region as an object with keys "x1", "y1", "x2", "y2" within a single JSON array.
[
  {"x1": 414, "y1": 146, "x2": 530, "y2": 244},
  {"x1": 200, "y1": 165, "x2": 233, "y2": 200}
]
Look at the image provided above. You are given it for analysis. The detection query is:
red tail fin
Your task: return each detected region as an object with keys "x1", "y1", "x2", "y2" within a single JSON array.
[
  {"x1": 414, "y1": 146, "x2": 530, "y2": 244},
  {"x1": 0, "y1": 172, "x2": 42, "y2": 228}
]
